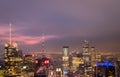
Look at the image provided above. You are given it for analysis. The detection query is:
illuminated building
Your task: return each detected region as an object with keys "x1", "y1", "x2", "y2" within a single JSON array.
[
  {"x1": 23, "y1": 54, "x2": 35, "y2": 71},
  {"x1": 82, "y1": 40, "x2": 90, "y2": 66},
  {"x1": 34, "y1": 57, "x2": 50, "y2": 77},
  {"x1": 82, "y1": 40, "x2": 92, "y2": 77},
  {"x1": 4, "y1": 43, "x2": 23, "y2": 76},
  {"x1": 62, "y1": 46, "x2": 69, "y2": 75},
  {"x1": 4, "y1": 24, "x2": 23, "y2": 76},
  {"x1": 71, "y1": 56, "x2": 84, "y2": 73},
  {"x1": 91, "y1": 47, "x2": 96, "y2": 66},
  {"x1": 94, "y1": 54, "x2": 120, "y2": 77},
  {"x1": 96, "y1": 61, "x2": 115, "y2": 77},
  {"x1": 96, "y1": 53, "x2": 101, "y2": 62},
  {"x1": 68, "y1": 50, "x2": 84, "y2": 74}
]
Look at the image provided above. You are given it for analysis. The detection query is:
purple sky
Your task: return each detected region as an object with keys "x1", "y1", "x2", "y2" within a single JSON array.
[{"x1": 0, "y1": 0, "x2": 120, "y2": 53}]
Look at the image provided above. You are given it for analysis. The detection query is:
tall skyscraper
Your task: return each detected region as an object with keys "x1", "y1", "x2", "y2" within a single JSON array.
[
  {"x1": 82, "y1": 40, "x2": 90, "y2": 66},
  {"x1": 82, "y1": 40, "x2": 92, "y2": 77},
  {"x1": 62, "y1": 46, "x2": 69, "y2": 75},
  {"x1": 4, "y1": 24, "x2": 23, "y2": 76}
]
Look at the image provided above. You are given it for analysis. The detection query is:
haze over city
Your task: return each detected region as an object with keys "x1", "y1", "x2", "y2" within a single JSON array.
[{"x1": 0, "y1": 0, "x2": 120, "y2": 54}]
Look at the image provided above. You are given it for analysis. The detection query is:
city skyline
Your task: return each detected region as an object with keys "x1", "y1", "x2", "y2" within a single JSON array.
[{"x1": 0, "y1": 0, "x2": 120, "y2": 53}]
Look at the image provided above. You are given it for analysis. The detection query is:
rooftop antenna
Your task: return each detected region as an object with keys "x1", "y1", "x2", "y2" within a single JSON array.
[
  {"x1": 41, "y1": 33, "x2": 45, "y2": 53},
  {"x1": 9, "y1": 23, "x2": 12, "y2": 45}
]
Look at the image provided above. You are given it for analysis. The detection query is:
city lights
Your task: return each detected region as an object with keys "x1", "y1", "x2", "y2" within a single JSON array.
[{"x1": 0, "y1": 1, "x2": 120, "y2": 77}]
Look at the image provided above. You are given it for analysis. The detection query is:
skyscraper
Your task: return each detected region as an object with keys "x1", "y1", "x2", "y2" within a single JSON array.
[
  {"x1": 62, "y1": 46, "x2": 69, "y2": 75},
  {"x1": 82, "y1": 40, "x2": 92, "y2": 77},
  {"x1": 4, "y1": 24, "x2": 23, "y2": 76}
]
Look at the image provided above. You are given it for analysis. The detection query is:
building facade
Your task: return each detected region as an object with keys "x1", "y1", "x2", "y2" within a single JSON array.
[{"x1": 4, "y1": 43, "x2": 23, "y2": 76}]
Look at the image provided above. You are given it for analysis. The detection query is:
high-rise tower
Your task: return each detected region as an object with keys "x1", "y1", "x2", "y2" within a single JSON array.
[
  {"x1": 82, "y1": 40, "x2": 90, "y2": 66},
  {"x1": 62, "y1": 46, "x2": 69, "y2": 75},
  {"x1": 82, "y1": 40, "x2": 92, "y2": 77},
  {"x1": 4, "y1": 23, "x2": 23, "y2": 76}
]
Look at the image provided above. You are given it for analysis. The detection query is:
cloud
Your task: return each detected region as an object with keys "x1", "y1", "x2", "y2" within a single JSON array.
[
  {"x1": 13, "y1": 34, "x2": 59, "y2": 45},
  {"x1": 0, "y1": 0, "x2": 120, "y2": 52},
  {"x1": 0, "y1": 25, "x2": 59, "y2": 45}
]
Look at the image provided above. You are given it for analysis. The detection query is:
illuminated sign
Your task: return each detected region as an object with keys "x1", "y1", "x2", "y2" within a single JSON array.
[{"x1": 96, "y1": 61, "x2": 114, "y2": 67}]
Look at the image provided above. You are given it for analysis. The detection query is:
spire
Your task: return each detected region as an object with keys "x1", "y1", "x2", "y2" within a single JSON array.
[
  {"x1": 41, "y1": 33, "x2": 45, "y2": 53},
  {"x1": 9, "y1": 23, "x2": 12, "y2": 45}
]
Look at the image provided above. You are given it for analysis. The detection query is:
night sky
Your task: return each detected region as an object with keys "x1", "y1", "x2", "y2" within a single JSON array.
[{"x1": 0, "y1": 0, "x2": 120, "y2": 54}]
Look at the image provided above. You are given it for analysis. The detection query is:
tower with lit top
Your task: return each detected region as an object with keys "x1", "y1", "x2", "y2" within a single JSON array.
[{"x1": 4, "y1": 23, "x2": 23, "y2": 76}]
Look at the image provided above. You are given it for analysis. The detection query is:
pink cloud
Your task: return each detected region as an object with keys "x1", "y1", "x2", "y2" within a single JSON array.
[
  {"x1": 13, "y1": 35, "x2": 59, "y2": 45},
  {"x1": 0, "y1": 26, "x2": 59, "y2": 45},
  {"x1": 23, "y1": 40, "x2": 39, "y2": 45}
]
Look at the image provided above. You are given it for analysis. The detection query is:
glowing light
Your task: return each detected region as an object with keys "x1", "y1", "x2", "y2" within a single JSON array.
[
  {"x1": 23, "y1": 66, "x2": 27, "y2": 69},
  {"x1": 32, "y1": 54, "x2": 35, "y2": 57},
  {"x1": 13, "y1": 43, "x2": 18, "y2": 48},
  {"x1": 96, "y1": 61, "x2": 114, "y2": 67},
  {"x1": 44, "y1": 60, "x2": 49, "y2": 64},
  {"x1": 35, "y1": 60, "x2": 38, "y2": 64},
  {"x1": 5, "y1": 43, "x2": 9, "y2": 47}
]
